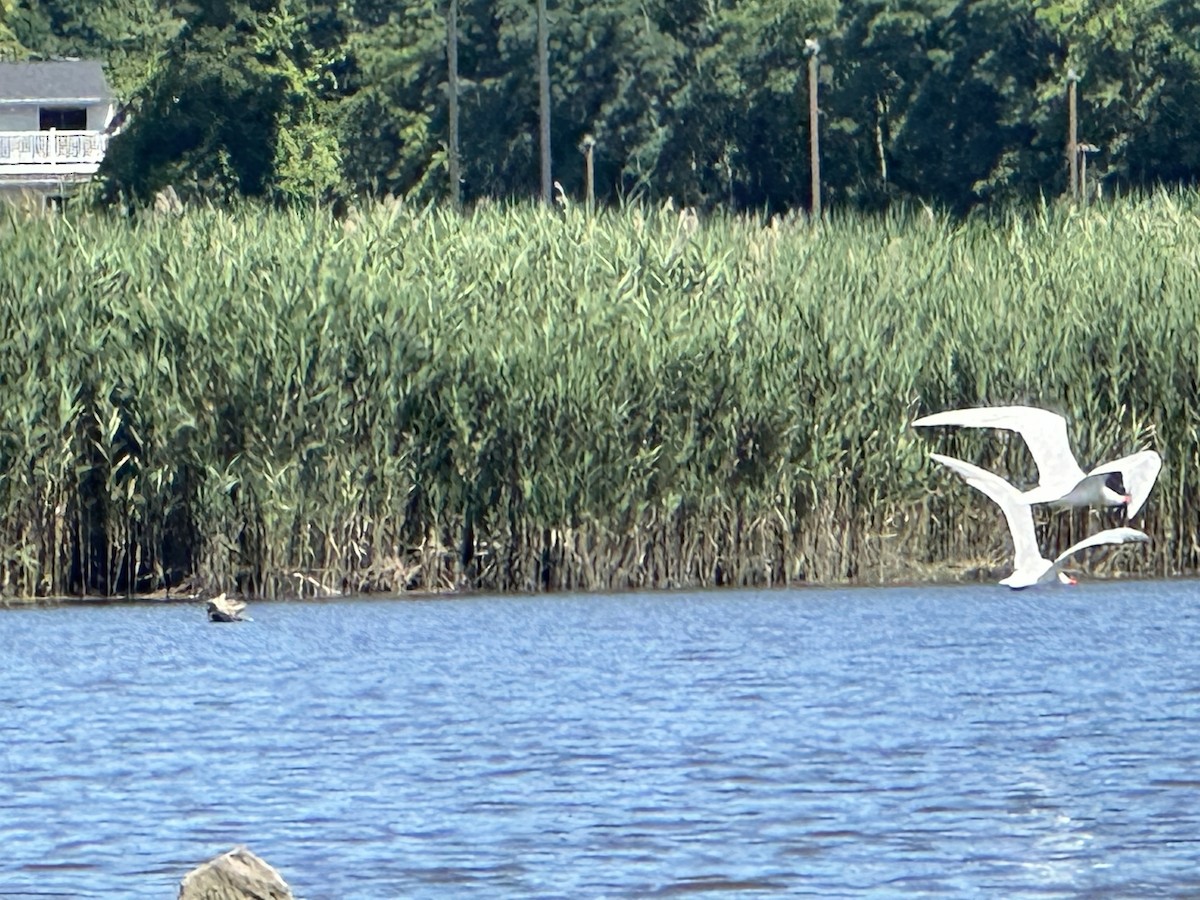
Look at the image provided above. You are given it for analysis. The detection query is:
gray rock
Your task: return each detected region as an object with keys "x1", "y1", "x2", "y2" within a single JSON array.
[{"x1": 178, "y1": 846, "x2": 293, "y2": 900}]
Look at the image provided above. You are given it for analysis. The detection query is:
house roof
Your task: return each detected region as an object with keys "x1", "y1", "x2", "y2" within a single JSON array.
[{"x1": 0, "y1": 60, "x2": 112, "y2": 104}]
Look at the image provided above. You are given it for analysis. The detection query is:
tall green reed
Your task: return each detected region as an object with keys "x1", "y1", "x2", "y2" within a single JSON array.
[{"x1": 0, "y1": 190, "x2": 1195, "y2": 598}]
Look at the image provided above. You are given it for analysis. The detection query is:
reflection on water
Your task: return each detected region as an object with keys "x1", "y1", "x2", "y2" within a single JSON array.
[{"x1": 1, "y1": 580, "x2": 1199, "y2": 898}]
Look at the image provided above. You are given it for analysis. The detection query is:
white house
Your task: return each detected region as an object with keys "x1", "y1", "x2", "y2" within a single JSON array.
[{"x1": 0, "y1": 60, "x2": 117, "y2": 201}]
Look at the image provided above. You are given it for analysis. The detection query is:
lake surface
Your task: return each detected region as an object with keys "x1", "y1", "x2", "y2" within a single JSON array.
[{"x1": 1, "y1": 580, "x2": 1199, "y2": 898}]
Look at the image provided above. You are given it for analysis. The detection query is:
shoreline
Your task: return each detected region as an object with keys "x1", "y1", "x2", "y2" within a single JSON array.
[{"x1": 0, "y1": 563, "x2": 1162, "y2": 608}]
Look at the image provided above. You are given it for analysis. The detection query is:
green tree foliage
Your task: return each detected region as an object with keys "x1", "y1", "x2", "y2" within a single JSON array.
[
  {"x1": 339, "y1": 0, "x2": 447, "y2": 199},
  {"x1": 0, "y1": 0, "x2": 31, "y2": 58},
  {"x1": 826, "y1": 1, "x2": 1061, "y2": 211},
  {"x1": 9, "y1": 0, "x2": 182, "y2": 98},
  {"x1": 257, "y1": 0, "x2": 345, "y2": 202},
  {"x1": 11, "y1": 0, "x2": 1200, "y2": 211},
  {"x1": 91, "y1": 0, "x2": 346, "y2": 203},
  {"x1": 1034, "y1": 0, "x2": 1200, "y2": 188},
  {"x1": 452, "y1": 0, "x2": 690, "y2": 202},
  {"x1": 563, "y1": 3, "x2": 687, "y2": 202},
  {"x1": 660, "y1": 0, "x2": 837, "y2": 210},
  {"x1": 825, "y1": 0, "x2": 958, "y2": 207}
]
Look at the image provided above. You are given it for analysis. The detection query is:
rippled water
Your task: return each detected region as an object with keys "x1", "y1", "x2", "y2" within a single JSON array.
[{"x1": 2, "y1": 580, "x2": 1200, "y2": 897}]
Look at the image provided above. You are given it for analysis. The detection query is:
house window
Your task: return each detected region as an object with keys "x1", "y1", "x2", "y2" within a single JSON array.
[{"x1": 39, "y1": 107, "x2": 87, "y2": 130}]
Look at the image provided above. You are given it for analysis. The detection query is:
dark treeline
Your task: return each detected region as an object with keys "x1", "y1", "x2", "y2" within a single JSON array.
[{"x1": 3, "y1": 0, "x2": 1199, "y2": 213}]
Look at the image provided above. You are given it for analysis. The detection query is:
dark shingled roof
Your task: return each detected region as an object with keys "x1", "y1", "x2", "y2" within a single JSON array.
[{"x1": 0, "y1": 60, "x2": 112, "y2": 104}]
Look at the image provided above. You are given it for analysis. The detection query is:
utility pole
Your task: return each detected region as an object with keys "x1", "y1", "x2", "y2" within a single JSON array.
[
  {"x1": 1067, "y1": 68, "x2": 1079, "y2": 200},
  {"x1": 806, "y1": 38, "x2": 821, "y2": 220},
  {"x1": 447, "y1": 0, "x2": 460, "y2": 208},
  {"x1": 537, "y1": 0, "x2": 552, "y2": 205}
]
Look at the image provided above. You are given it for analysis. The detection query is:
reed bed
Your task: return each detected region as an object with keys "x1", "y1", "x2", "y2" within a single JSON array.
[{"x1": 0, "y1": 191, "x2": 1196, "y2": 598}]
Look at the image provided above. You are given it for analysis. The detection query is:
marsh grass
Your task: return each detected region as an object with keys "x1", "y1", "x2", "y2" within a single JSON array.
[{"x1": 0, "y1": 191, "x2": 1194, "y2": 598}]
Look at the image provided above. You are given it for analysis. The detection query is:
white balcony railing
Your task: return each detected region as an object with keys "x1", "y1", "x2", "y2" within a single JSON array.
[{"x1": 0, "y1": 129, "x2": 108, "y2": 175}]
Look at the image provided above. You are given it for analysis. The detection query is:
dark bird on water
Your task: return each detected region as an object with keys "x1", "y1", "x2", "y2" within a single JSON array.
[{"x1": 206, "y1": 592, "x2": 249, "y2": 622}]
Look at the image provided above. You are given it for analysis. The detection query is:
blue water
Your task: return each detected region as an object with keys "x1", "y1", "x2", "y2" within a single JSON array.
[{"x1": 1, "y1": 581, "x2": 1200, "y2": 898}]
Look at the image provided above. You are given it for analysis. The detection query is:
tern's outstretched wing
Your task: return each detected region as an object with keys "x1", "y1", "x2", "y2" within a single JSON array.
[
  {"x1": 915, "y1": 406, "x2": 1087, "y2": 488},
  {"x1": 1050, "y1": 527, "x2": 1149, "y2": 577},
  {"x1": 929, "y1": 452, "x2": 1042, "y2": 573}
]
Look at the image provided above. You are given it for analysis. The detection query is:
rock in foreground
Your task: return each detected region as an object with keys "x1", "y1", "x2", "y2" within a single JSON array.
[{"x1": 178, "y1": 846, "x2": 293, "y2": 900}]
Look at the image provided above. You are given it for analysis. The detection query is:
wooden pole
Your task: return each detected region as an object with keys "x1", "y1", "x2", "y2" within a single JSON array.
[
  {"x1": 537, "y1": 0, "x2": 552, "y2": 205},
  {"x1": 1067, "y1": 68, "x2": 1078, "y2": 200},
  {"x1": 806, "y1": 39, "x2": 821, "y2": 220},
  {"x1": 447, "y1": 0, "x2": 460, "y2": 209}
]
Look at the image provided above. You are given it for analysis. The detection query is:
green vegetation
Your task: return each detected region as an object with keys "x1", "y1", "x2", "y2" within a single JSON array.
[
  {"x1": 0, "y1": 193, "x2": 1195, "y2": 598},
  {"x1": 4, "y1": 0, "x2": 1200, "y2": 212}
]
